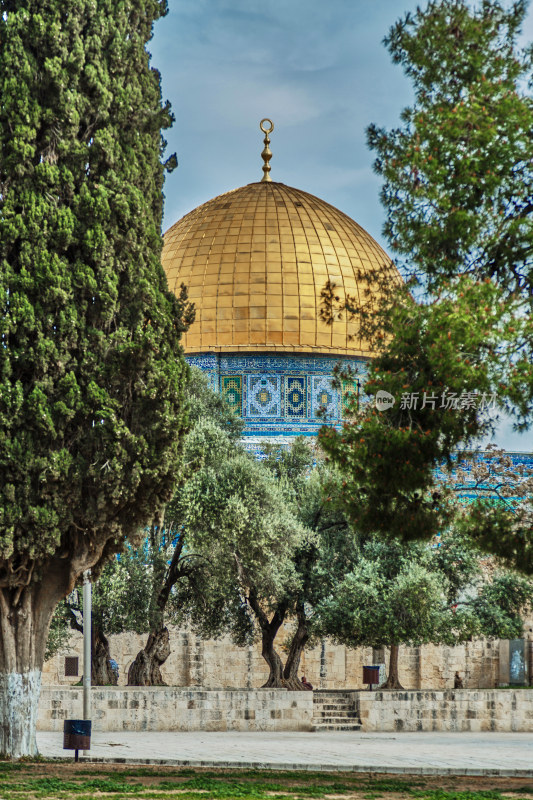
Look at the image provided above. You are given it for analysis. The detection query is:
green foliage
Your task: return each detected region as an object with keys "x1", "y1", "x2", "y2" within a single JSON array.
[
  {"x1": 460, "y1": 502, "x2": 533, "y2": 574},
  {"x1": 430, "y1": 532, "x2": 479, "y2": 604},
  {"x1": 320, "y1": 0, "x2": 533, "y2": 572},
  {"x1": 370, "y1": 0, "x2": 533, "y2": 299},
  {"x1": 260, "y1": 443, "x2": 359, "y2": 654},
  {"x1": 317, "y1": 539, "x2": 455, "y2": 649},
  {"x1": 320, "y1": 273, "x2": 530, "y2": 541},
  {"x1": 185, "y1": 367, "x2": 245, "y2": 442},
  {"x1": 288, "y1": 458, "x2": 359, "y2": 630},
  {"x1": 80, "y1": 544, "x2": 156, "y2": 634},
  {"x1": 176, "y1": 435, "x2": 361, "y2": 668},
  {"x1": 178, "y1": 428, "x2": 308, "y2": 641},
  {"x1": 320, "y1": 282, "x2": 533, "y2": 564},
  {"x1": 261, "y1": 437, "x2": 316, "y2": 500},
  {"x1": 366, "y1": 0, "x2": 533, "y2": 425},
  {"x1": 413, "y1": 793, "x2": 503, "y2": 800},
  {"x1": 99, "y1": 543, "x2": 158, "y2": 636},
  {"x1": 262, "y1": 441, "x2": 357, "y2": 591},
  {"x1": 315, "y1": 531, "x2": 533, "y2": 651},
  {"x1": 0, "y1": 0, "x2": 193, "y2": 591},
  {"x1": 446, "y1": 448, "x2": 533, "y2": 574},
  {"x1": 468, "y1": 570, "x2": 533, "y2": 638},
  {"x1": 44, "y1": 601, "x2": 71, "y2": 661},
  {"x1": 45, "y1": 368, "x2": 241, "y2": 655}
]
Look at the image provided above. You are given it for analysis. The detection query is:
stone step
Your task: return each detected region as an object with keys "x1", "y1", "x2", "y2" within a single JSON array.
[
  {"x1": 312, "y1": 723, "x2": 362, "y2": 731},
  {"x1": 314, "y1": 710, "x2": 360, "y2": 719},
  {"x1": 313, "y1": 699, "x2": 354, "y2": 706},
  {"x1": 313, "y1": 708, "x2": 359, "y2": 719},
  {"x1": 313, "y1": 702, "x2": 354, "y2": 710},
  {"x1": 314, "y1": 698, "x2": 353, "y2": 703}
]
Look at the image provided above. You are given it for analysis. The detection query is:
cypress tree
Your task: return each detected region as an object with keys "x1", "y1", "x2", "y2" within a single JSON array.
[{"x1": 0, "y1": 0, "x2": 192, "y2": 756}]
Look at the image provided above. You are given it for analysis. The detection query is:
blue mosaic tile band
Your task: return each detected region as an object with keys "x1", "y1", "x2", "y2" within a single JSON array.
[
  {"x1": 186, "y1": 352, "x2": 368, "y2": 437},
  {"x1": 311, "y1": 375, "x2": 339, "y2": 420},
  {"x1": 220, "y1": 375, "x2": 242, "y2": 415},
  {"x1": 248, "y1": 375, "x2": 281, "y2": 417},
  {"x1": 186, "y1": 352, "x2": 369, "y2": 377},
  {"x1": 285, "y1": 376, "x2": 307, "y2": 418},
  {"x1": 185, "y1": 355, "x2": 532, "y2": 485},
  {"x1": 342, "y1": 377, "x2": 360, "y2": 416}
]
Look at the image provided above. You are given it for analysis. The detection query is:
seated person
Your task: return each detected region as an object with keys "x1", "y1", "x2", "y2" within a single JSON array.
[{"x1": 301, "y1": 674, "x2": 313, "y2": 690}]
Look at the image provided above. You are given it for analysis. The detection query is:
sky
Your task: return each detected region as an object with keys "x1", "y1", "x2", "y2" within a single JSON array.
[{"x1": 149, "y1": 0, "x2": 533, "y2": 453}]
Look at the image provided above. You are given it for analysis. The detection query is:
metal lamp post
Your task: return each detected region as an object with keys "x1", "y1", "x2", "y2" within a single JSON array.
[{"x1": 82, "y1": 570, "x2": 91, "y2": 753}]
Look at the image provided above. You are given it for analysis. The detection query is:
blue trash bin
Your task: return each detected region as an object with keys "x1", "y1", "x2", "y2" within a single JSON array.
[{"x1": 63, "y1": 719, "x2": 91, "y2": 761}]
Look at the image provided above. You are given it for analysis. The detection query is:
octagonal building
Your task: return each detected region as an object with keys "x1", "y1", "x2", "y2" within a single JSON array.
[{"x1": 161, "y1": 123, "x2": 399, "y2": 451}]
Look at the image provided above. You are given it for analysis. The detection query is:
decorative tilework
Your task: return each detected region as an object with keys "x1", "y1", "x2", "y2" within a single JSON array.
[
  {"x1": 221, "y1": 375, "x2": 242, "y2": 415},
  {"x1": 186, "y1": 352, "x2": 361, "y2": 433},
  {"x1": 220, "y1": 354, "x2": 370, "y2": 375},
  {"x1": 285, "y1": 376, "x2": 307, "y2": 418},
  {"x1": 184, "y1": 354, "x2": 533, "y2": 490},
  {"x1": 311, "y1": 376, "x2": 338, "y2": 419},
  {"x1": 342, "y1": 378, "x2": 360, "y2": 417},
  {"x1": 247, "y1": 375, "x2": 281, "y2": 417},
  {"x1": 186, "y1": 353, "x2": 533, "y2": 484},
  {"x1": 187, "y1": 354, "x2": 219, "y2": 370}
]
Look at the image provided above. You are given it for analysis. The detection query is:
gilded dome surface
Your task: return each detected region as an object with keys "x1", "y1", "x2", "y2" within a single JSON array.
[{"x1": 162, "y1": 181, "x2": 397, "y2": 356}]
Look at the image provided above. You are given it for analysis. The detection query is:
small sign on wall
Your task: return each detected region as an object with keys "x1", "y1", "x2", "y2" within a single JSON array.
[
  {"x1": 510, "y1": 639, "x2": 527, "y2": 684},
  {"x1": 499, "y1": 640, "x2": 529, "y2": 686}
]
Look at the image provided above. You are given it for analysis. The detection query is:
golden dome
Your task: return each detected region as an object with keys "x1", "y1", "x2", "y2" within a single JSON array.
[{"x1": 162, "y1": 181, "x2": 398, "y2": 357}]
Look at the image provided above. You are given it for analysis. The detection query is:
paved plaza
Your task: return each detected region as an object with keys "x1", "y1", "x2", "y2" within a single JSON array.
[{"x1": 37, "y1": 730, "x2": 533, "y2": 776}]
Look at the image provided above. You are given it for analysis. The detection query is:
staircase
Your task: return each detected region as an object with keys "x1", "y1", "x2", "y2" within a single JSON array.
[{"x1": 312, "y1": 690, "x2": 361, "y2": 731}]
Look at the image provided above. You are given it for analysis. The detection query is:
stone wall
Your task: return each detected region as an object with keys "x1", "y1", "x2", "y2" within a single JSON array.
[
  {"x1": 43, "y1": 623, "x2": 530, "y2": 691},
  {"x1": 38, "y1": 687, "x2": 314, "y2": 732},
  {"x1": 358, "y1": 689, "x2": 533, "y2": 732},
  {"x1": 37, "y1": 686, "x2": 533, "y2": 733}
]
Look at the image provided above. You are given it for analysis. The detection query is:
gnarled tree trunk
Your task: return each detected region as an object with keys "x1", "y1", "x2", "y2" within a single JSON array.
[
  {"x1": 283, "y1": 605, "x2": 309, "y2": 690},
  {"x1": 260, "y1": 624, "x2": 286, "y2": 688},
  {"x1": 91, "y1": 624, "x2": 117, "y2": 686},
  {"x1": 128, "y1": 532, "x2": 186, "y2": 686},
  {"x1": 127, "y1": 626, "x2": 170, "y2": 686},
  {"x1": 247, "y1": 590, "x2": 289, "y2": 688},
  {"x1": 0, "y1": 573, "x2": 66, "y2": 758},
  {"x1": 380, "y1": 644, "x2": 405, "y2": 690}
]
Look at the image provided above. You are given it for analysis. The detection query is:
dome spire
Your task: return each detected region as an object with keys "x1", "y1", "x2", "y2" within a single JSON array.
[{"x1": 259, "y1": 118, "x2": 274, "y2": 182}]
